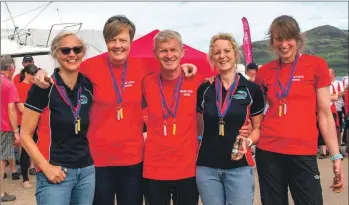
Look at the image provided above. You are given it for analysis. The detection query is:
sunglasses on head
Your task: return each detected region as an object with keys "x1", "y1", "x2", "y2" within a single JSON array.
[
  {"x1": 59, "y1": 46, "x2": 83, "y2": 55},
  {"x1": 106, "y1": 15, "x2": 131, "y2": 25}
]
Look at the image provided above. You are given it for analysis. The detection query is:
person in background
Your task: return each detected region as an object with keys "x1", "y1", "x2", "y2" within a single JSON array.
[
  {"x1": 34, "y1": 15, "x2": 197, "y2": 205},
  {"x1": 196, "y1": 33, "x2": 264, "y2": 205},
  {"x1": 0, "y1": 55, "x2": 20, "y2": 202},
  {"x1": 20, "y1": 32, "x2": 95, "y2": 205},
  {"x1": 245, "y1": 62, "x2": 258, "y2": 82},
  {"x1": 15, "y1": 64, "x2": 40, "y2": 188},
  {"x1": 13, "y1": 55, "x2": 34, "y2": 85},
  {"x1": 255, "y1": 15, "x2": 344, "y2": 205},
  {"x1": 329, "y1": 68, "x2": 345, "y2": 148},
  {"x1": 342, "y1": 75, "x2": 348, "y2": 146}
]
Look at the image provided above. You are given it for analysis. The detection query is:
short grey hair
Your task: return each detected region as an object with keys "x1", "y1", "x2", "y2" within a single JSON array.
[
  {"x1": 50, "y1": 32, "x2": 87, "y2": 59},
  {"x1": 1, "y1": 55, "x2": 14, "y2": 71},
  {"x1": 153, "y1": 30, "x2": 183, "y2": 50}
]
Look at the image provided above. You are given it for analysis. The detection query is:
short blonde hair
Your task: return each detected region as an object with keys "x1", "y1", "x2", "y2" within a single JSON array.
[
  {"x1": 50, "y1": 32, "x2": 87, "y2": 59},
  {"x1": 208, "y1": 33, "x2": 240, "y2": 64},
  {"x1": 153, "y1": 30, "x2": 183, "y2": 50}
]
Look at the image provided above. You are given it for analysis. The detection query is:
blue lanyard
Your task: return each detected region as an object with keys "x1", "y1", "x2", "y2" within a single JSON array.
[
  {"x1": 158, "y1": 73, "x2": 183, "y2": 120},
  {"x1": 274, "y1": 54, "x2": 300, "y2": 100},
  {"x1": 107, "y1": 57, "x2": 128, "y2": 105}
]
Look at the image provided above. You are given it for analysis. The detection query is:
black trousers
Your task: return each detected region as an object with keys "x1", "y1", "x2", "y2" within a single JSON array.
[
  {"x1": 255, "y1": 148, "x2": 323, "y2": 205},
  {"x1": 19, "y1": 126, "x2": 38, "y2": 182},
  {"x1": 144, "y1": 176, "x2": 199, "y2": 205},
  {"x1": 93, "y1": 162, "x2": 143, "y2": 205}
]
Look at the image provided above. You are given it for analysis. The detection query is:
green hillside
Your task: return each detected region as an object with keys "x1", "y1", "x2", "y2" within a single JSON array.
[{"x1": 241, "y1": 25, "x2": 348, "y2": 75}]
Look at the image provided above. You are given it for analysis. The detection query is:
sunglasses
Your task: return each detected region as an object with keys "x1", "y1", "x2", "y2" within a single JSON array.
[
  {"x1": 106, "y1": 15, "x2": 132, "y2": 25},
  {"x1": 23, "y1": 60, "x2": 33, "y2": 63},
  {"x1": 59, "y1": 46, "x2": 83, "y2": 55}
]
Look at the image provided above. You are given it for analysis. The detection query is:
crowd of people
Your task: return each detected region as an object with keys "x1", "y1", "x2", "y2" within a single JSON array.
[{"x1": 0, "y1": 14, "x2": 346, "y2": 205}]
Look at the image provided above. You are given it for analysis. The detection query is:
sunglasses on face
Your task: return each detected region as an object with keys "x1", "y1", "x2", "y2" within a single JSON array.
[
  {"x1": 23, "y1": 60, "x2": 33, "y2": 63},
  {"x1": 59, "y1": 46, "x2": 83, "y2": 55}
]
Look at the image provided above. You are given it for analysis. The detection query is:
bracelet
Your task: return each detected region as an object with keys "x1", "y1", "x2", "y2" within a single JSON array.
[
  {"x1": 13, "y1": 128, "x2": 19, "y2": 133},
  {"x1": 330, "y1": 154, "x2": 343, "y2": 161},
  {"x1": 246, "y1": 138, "x2": 253, "y2": 147}
]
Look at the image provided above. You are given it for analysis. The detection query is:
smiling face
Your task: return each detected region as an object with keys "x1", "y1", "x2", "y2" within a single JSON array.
[
  {"x1": 272, "y1": 34, "x2": 298, "y2": 63},
  {"x1": 106, "y1": 28, "x2": 131, "y2": 66},
  {"x1": 210, "y1": 39, "x2": 237, "y2": 73},
  {"x1": 56, "y1": 35, "x2": 84, "y2": 72},
  {"x1": 154, "y1": 38, "x2": 184, "y2": 72}
]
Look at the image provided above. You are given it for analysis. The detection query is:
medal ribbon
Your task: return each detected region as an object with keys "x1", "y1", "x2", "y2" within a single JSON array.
[
  {"x1": 215, "y1": 74, "x2": 239, "y2": 118},
  {"x1": 107, "y1": 57, "x2": 128, "y2": 106},
  {"x1": 52, "y1": 73, "x2": 82, "y2": 120},
  {"x1": 274, "y1": 53, "x2": 300, "y2": 100},
  {"x1": 158, "y1": 73, "x2": 183, "y2": 120}
]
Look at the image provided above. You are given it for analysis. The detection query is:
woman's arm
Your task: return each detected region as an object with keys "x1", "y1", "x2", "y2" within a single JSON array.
[
  {"x1": 20, "y1": 108, "x2": 66, "y2": 183},
  {"x1": 317, "y1": 86, "x2": 344, "y2": 192},
  {"x1": 247, "y1": 114, "x2": 263, "y2": 144}
]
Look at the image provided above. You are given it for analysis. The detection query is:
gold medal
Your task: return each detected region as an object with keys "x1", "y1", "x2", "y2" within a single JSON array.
[{"x1": 172, "y1": 119, "x2": 176, "y2": 135}]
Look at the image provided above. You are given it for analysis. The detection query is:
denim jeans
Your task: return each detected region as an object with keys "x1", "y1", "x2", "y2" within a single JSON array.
[
  {"x1": 36, "y1": 165, "x2": 95, "y2": 205},
  {"x1": 196, "y1": 166, "x2": 254, "y2": 205}
]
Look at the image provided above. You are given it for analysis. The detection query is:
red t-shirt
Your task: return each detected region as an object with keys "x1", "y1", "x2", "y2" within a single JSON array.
[
  {"x1": 1, "y1": 74, "x2": 19, "y2": 131},
  {"x1": 16, "y1": 82, "x2": 32, "y2": 125},
  {"x1": 79, "y1": 53, "x2": 148, "y2": 167},
  {"x1": 255, "y1": 54, "x2": 330, "y2": 155},
  {"x1": 142, "y1": 72, "x2": 201, "y2": 180},
  {"x1": 13, "y1": 74, "x2": 21, "y2": 85},
  {"x1": 330, "y1": 84, "x2": 337, "y2": 114}
]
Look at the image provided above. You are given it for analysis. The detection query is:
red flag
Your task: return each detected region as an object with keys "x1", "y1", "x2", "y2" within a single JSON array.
[{"x1": 242, "y1": 17, "x2": 253, "y2": 65}]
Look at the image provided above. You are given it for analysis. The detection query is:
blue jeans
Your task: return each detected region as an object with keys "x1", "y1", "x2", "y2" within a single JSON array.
[
  {"x1": 36, "y1": 165, "x2": 95, "y2": 205},
  {"x1": 196, "y1": 166, "x2": 254, "y2": 205}
]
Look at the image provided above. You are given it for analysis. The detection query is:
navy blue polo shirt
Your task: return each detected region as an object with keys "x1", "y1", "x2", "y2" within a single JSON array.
[{"x1": 25, "y1": 68, "x2": 94, "y2": 169}]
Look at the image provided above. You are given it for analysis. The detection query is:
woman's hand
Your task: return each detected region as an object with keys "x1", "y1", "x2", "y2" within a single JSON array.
[
  {"x1": 204, "y1": 76, "x2": 215, "y2": 84},
  {"x1": 239, "y1": 119, "x2": 252, "y2": 137},
  {"x1": 330, "y1": 159, "x2": 344, "y2": 193},
  {"x1": 181, "y1": 64, "x2": 197, "y2": 78},
  {"x1": 34, "y1": 69, "x2": 53, "y2": 88},
  {"x1": 231, "y1": 135, "x2": 250, "y2": 161},
  {"x1": 41, "y1": 164, "x2": 67, "y2": 184}
]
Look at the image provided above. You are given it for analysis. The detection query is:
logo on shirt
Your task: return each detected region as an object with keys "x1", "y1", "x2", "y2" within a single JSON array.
[
  {"x1": 125, "y1": 81, "x2": 135, "y2": 88},
  {"x1": 180, "y1": 89, "x2": 193, "y2": 97},
  {"x1": 292, "y1": 75, "x2": 304, "y2": 81},
  {"x1": 232, "y1": 90, "x2": 247, "y2": 100},
  {"x1": 80, "y1": 95, "x2": 88, "y2": 104}
]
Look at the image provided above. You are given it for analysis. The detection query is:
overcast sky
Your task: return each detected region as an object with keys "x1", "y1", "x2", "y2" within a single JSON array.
[{"x1": 1, "y1": 2, "x2": 348, "y2": 52}]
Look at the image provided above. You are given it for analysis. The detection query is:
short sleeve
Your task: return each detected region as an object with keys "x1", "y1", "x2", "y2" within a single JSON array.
[
  {"x1": 24, "y1": 84, "x2": 51, "y2": 113},
  {"x1": 254, "y1": 67, "x2": 267, "y2": 94},
  {"x1": 250, "y1": 83, "x2": 265, "y2": 116},
  {"x1": 196, "y1": 82, "x2": 210, "y2": 113},
  {"x1": 7, "y1": 84, "x2": 19, "y2": 103},
  {"x1": 315, "y1": 57, "x2": 331, "y2": 89}
]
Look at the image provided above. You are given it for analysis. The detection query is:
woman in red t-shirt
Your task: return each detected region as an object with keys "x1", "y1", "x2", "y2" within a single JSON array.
[
  {"x1": 254, "y1": 15, "x2": 344, "y2": 204},
  {"x1": 16, "y1": 64, "x2": 40, "y2": 188}
]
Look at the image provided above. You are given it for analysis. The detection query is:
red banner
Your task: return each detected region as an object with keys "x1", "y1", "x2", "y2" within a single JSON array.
[{"x1": 242, "y1": 17, "x2": 253, "y2": 65}]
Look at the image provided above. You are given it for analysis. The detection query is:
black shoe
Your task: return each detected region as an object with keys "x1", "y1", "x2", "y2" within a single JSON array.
[
  {"x1": 3, "y1": 173, "x2": 7, "y2": 179},
  {"x1": 12, "y1": 172, "x2": 20, "y2": 180},
  {"x1": 319, "y1": 154, "x2": 327, "y2": 159},
  {"x1": 1, "y1": 193, "x2": 16, "y2": 202}
]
